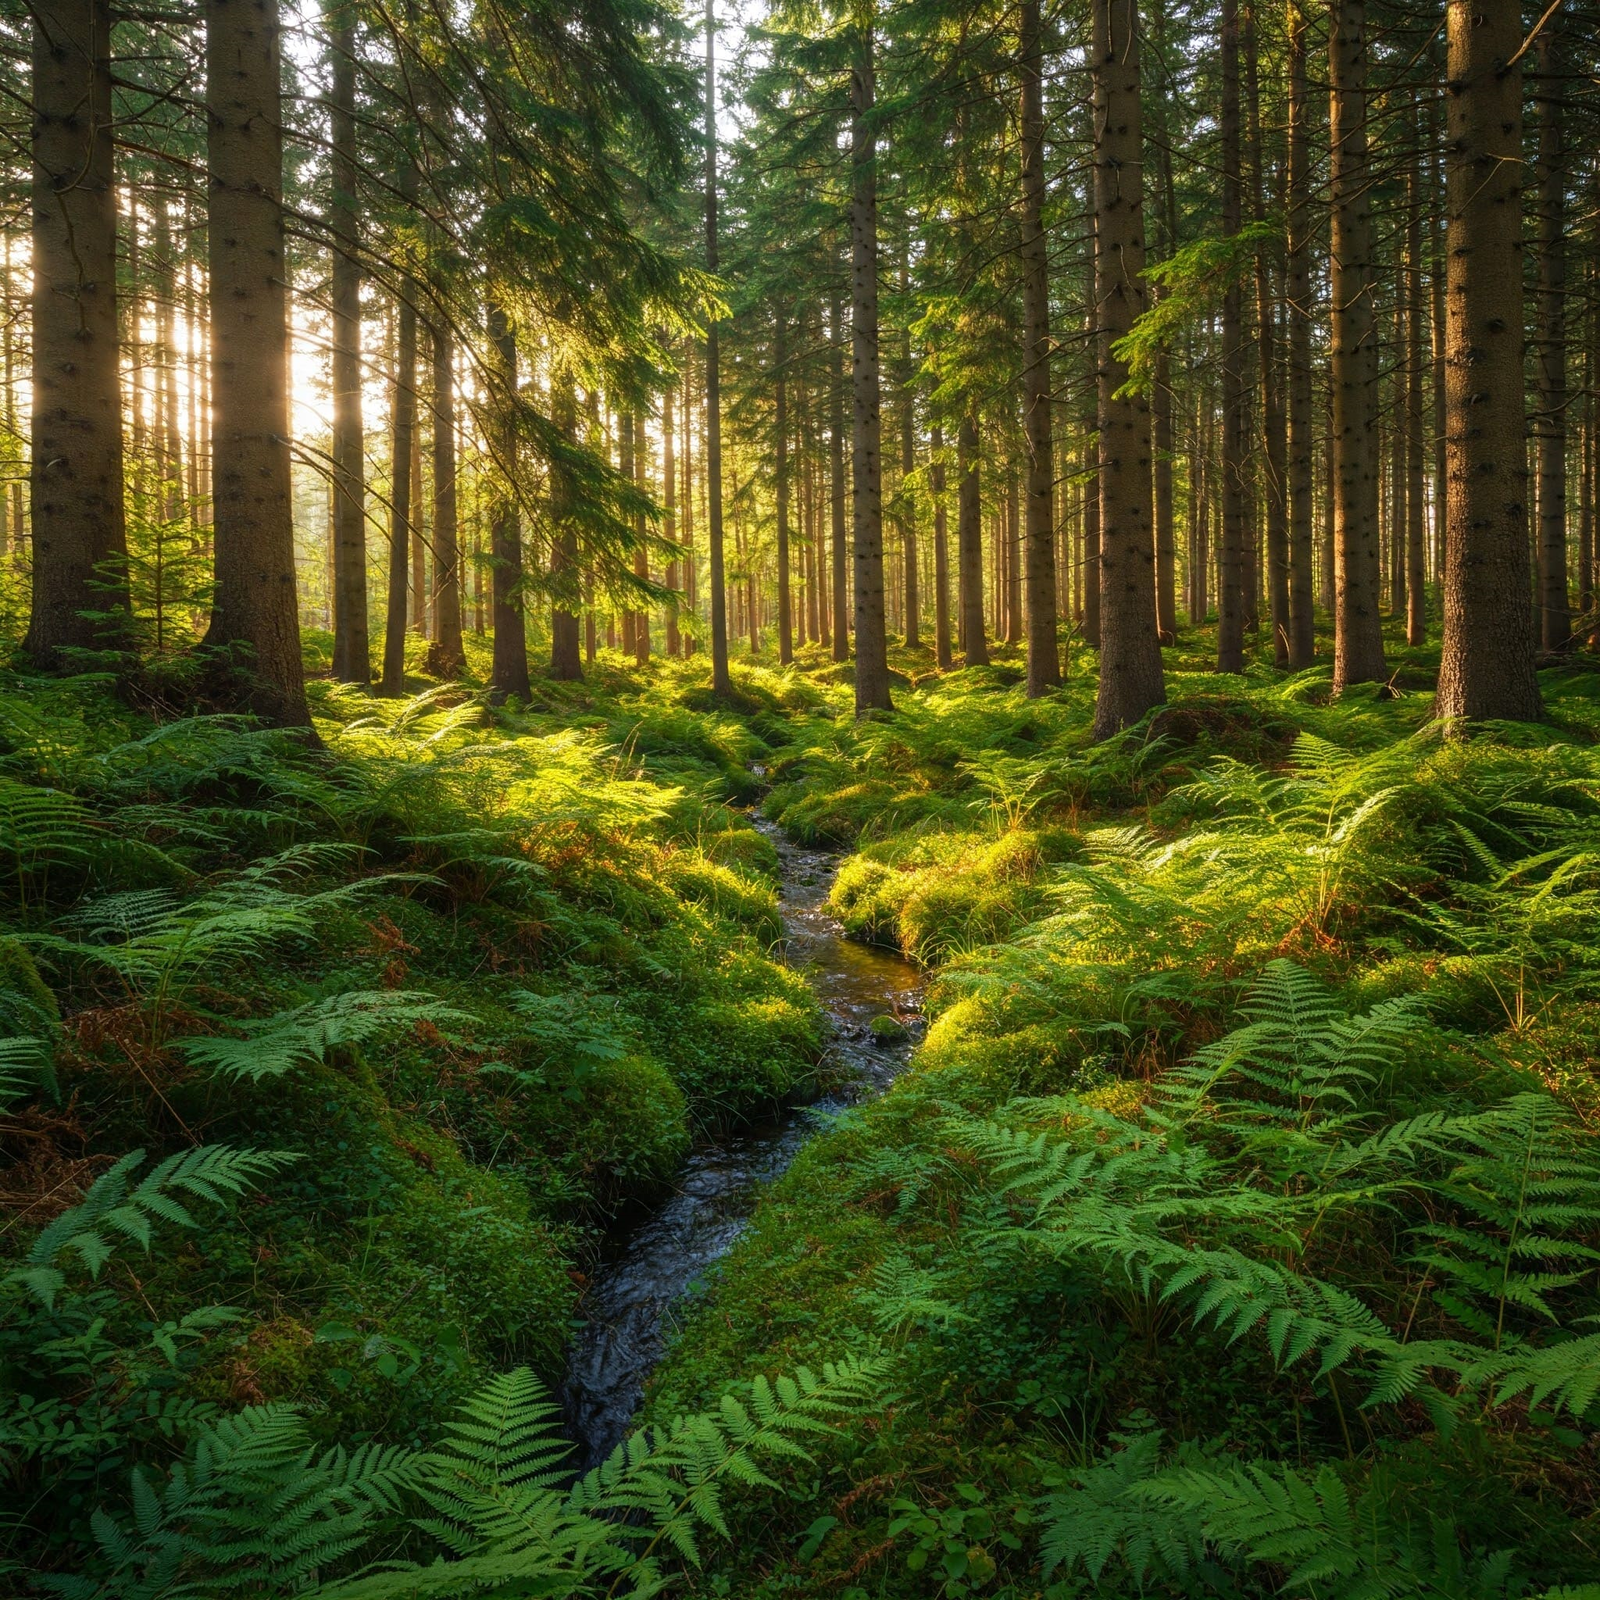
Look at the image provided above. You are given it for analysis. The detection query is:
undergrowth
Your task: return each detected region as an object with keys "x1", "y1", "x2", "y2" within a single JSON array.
[
  {"x1": 10, "y1": 628, "x2": 1600, "y2": 1596},
  {"x1": 648, "y1": 638, "x2": 1600, "y2": 1599}
]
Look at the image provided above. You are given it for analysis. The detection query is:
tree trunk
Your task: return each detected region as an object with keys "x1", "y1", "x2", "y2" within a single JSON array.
[
  {"x1": 704, "y1": 0, "x2": 731, "y2": 696},
  {"x1": 830, "y1": 292, "x2": 849, "y2": 661},
  {"x1": 932, "y1": 420, "x2": 951, "y2": 669},
  {"x1": 899, "y1": 314, "x2": 919, "y2": 651},
  {"x1": 1328, "y1": 0, "x2": 1386, "y2": 691},
  {"x1": 1149, "y1": 0, "x2": 1177, "y2": 646},
  {"x1": 1004, "y1": 469, "x2": 1021, "y2": 646},
  {"x1": 549, "y1": 378, "x2": 583, "y2": 681},
  {"x1": 958, "y1": 410, "x2": 987, "y2": 666},
  {"x1": 664, "y1": 376, "x2": 681, "y2": 658},
  {"x1": 1246, "y1": 1, "x2": 1288, "y2": 668},
  {"x1": 681, "y1": 337, "x2": 697, "y2": 656},
  {"x1": 1535, "y1": 7, "x2": 1568, "y2": 652},
  {"x1": 1284, "y1": 0, "x2": 1315, "y2": 667},
  {"x1": 327, "y1": 4, "x2": 367, "y2": 684},
  {"x1": 380, "y1": 287, "x2": 417, "y2": 695},
  {"x1": 27, "y1": 0, "x2": 129, "y2": 667},
  {"x1": 487, "y1": 303, "x2": 530, "y2": 700},
  {"x1": 1216, "y1": 0, "x2": 1246, "y2": 673},
  {"x1": 430, "y1": 322, "x2": 462, "y2": 673},
  {"x1": 1019, "y1": 0, "x2": 1059, "y2": 694},
  {"x1": 851, "y1": 20, "x2": 892, "y2": 713},
  {"x1": 1436, "y1": 1, "x2": 1540, "y2": 721},
  {"x1": 1091, "y1": 0, "x2": 1164, "y2": 739},
  {"x1": 633, "y1": 410, "x2": 650, "y2": 665},
  {"x1": 202, "y1": 0, "x2": 309, "y2": 725},
  {"x1": 775, "y1": 312, "x2": 793, "y2": 664},
  {"x1": 1405, "y1": 98, "x2": 1426, "y2": 649}
]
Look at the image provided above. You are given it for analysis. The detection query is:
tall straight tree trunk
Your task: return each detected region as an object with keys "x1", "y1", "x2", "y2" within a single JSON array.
[
  {"x1": 899, "y1": 313, "x2": 919, "y2": 650},
  {"x1": 704, "y1": 0, "x2": 731, "y2": 696},
  {"x1": 202, "y1": 0, "x2": 308, "y2": 725},
  {"x1": 1092, "y1": 0, "x2": 1164, "y2": 738},
  {"x1": 1430, "y1": 85, "x2": 1448, "y2": 585},
  {"x1": 380, "y1": 288, "x2": 417, "y2": 694},
  {"x1": 851, "y1": 16, "x2": 891, "y2": 713},
  {"x1": 1437, "y1": 0, "x2": 1540, "y2": 721},
  {"x1": 931, "y1": 421, "x2": 951, "y2": 668},
  {"x1": 1284, "y1": 0, "x2": 1315, "y2": 666},
  {"x1": 430, "y1": 323, "x2": 462, "y2": 673},
  {"x1": 619, "y1": 414, "x2": 637, "y2": 658},
  {"x1": 27, "y1": 0, "x2": 128, "y2": 667},
  {"x1": 1328, "y1": 0, "x2": 1385, "y2": 690},
  {"x1": 664, "y1": 377, "x2": 681, "y2": 658},
  {"x1": 410, "y1": 381, "x2": 427, "y2": 635},
  {"x1": 681, "y1": 338, "x2": 696, "y2": 655},
  {"x1": 1019, "y1": 0, "x2": 1059, "y2": 693},
  {"x1": 1216, "y1": 0, "x2": 1246, "y2": 673},
  {"x1": 327, "y1": 4, "x2": 367, "y2": 683},
  {"x1": 958, "y1": 411, "x2": 987, "y2": 665},
  {"x1": 549, "y1": 378, "x2": 583, "y2": 681},
  {"x1": 154, "y1": 201, "x2": 183, "y2": 523},
  {"x1": 1404, "y1": 100, "x2": 1426, "y2": 649},
  {"x1": 1150, "y1": 0, "x2": 1178, "y2": 645},
  {"x1": 1582, "y1": 289, "x2": 1596, "y2": 647},
  {"x1": 1535, "y1": 8, "x2": 1568, "y2": 651},
  {"x1": 633, "y1": 411, "x2": 650, "y2": 665},
  {"x1": 1004, "y1": 469, "x2": 1021, "y2": 645},
  {"x1": 1246, "y1": 1, "x2": 1288, "y2": 667},
  {"x1": 487, "y1": 304, "x2": 530, "y2": 700},
  {"x1": 775, "y1": 312, "x2": 793, "y2": 664},
  {"x1": 830, "y1": 292, "x2": 850, "y2": 660}
]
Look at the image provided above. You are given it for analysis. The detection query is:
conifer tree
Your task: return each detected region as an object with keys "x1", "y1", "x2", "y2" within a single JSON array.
[{"x1": 27, "y1": 0, "x2": 128, "y2": 668}]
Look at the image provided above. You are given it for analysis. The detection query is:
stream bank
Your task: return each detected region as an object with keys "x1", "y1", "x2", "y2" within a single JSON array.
[{"x1": 562, "y1": 817, "x2": 921, "y2": 1465}]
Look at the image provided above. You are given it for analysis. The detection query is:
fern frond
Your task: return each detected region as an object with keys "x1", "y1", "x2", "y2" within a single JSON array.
[{"x1": 176, "y1": 990, "x2": 473, "y2": 1082}]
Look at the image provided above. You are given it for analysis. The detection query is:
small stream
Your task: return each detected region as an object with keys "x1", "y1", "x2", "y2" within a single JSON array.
[{"x1": 562, "y1": 816, "x2": 922, "y2": 1465}]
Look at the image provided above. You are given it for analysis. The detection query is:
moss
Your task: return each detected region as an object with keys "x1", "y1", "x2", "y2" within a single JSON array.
[
  {"x1": 549, "y1": 1052, "x2": 690, "y2": 1195},
  {"x1": 828, "y1": 825, "x2": 1076, "y2": 963},
  {"x1": 658, "y1": 849, "x2": 782, "y2": 943}
]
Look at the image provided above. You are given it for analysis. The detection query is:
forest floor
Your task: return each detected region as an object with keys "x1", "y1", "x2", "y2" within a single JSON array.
[{"x1": 6, "y1": 619, "x2": 1600, "y2": 1595}]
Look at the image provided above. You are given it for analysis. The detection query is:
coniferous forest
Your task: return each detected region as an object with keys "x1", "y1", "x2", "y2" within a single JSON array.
[{"x1": 6, "y1": 0, "x2": 1600, "y2": 1591}]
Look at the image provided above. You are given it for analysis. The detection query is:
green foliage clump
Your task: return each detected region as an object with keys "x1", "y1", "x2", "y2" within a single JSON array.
[{"x1": 831, "y1": 825, "x2": 1078, "y2": 961}]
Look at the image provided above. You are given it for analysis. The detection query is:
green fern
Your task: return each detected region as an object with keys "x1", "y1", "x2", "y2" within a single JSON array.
[
  {"x1": 176, "y1": 990, "x2": 473, "y2": 1082},
  {"x1": 13, "y1": 1144, "x2": 297, "y2": 1309},
  {"x1": 307, "y1": 1355, "x2": 890, "y2": 1598}
]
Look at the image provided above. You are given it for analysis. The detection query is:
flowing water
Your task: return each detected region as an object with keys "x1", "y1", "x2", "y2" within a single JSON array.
[{"x1": 562, "y1": 816, "x2": 922, "y2": 1465}]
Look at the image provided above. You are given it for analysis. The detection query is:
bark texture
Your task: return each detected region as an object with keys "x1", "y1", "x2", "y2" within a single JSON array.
[
  {"x1": 1284, "y1": 0, "x2": 1315, "y2": 666},
  {"x1": 704, "y1": 0, "x2": 732, "y2": 696},
  {"x1": 1019, "y1": 0, "x2": 1059, "y2": 695},
  {"x1": 1436, "y1": 0, "x2": 1541, "y2": 722},
  {"x1": 203, "y1": 0, "x2": 310, "y2": 725},
  {"x1": 958, "y1": 411, "x2": 987, "y2": 666},
  {"x1": 931, "y1": 420, "x2": 951, "y2": 668},
  {"x1": 851, "y1": 22, "x2": 892, "y2": 713},
  {"x1": 1216, "y1": 0, "x2": 1246, "y2": 673},
  {"x1": 776, "y1": 314, "x2": 793, "y2": 664},
  {"x1": 430, "y1": 323, "x2": 463, "y2": 673},
  {"x1": 1091, "y1": 0, "x2": 1164, "y2": 740},
  {"x1": 327, "y1": 6, "x2": 368, "y2": 683},
  {"x1": 27, "y1": 0, "x2": 129, "y2": 667},
  {"x1": 488, "y1": 304, "x2": 530, "y2": 700},
  {"x1": 1328, "y1": 0, "x2": 1386, "y2": 691},
  {"x1": 1535, "y1": 8, "x2": 1568, "y2": 651},
  {"x1": 380, "y1": 285, "x2": 417, "y2": 694}
]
